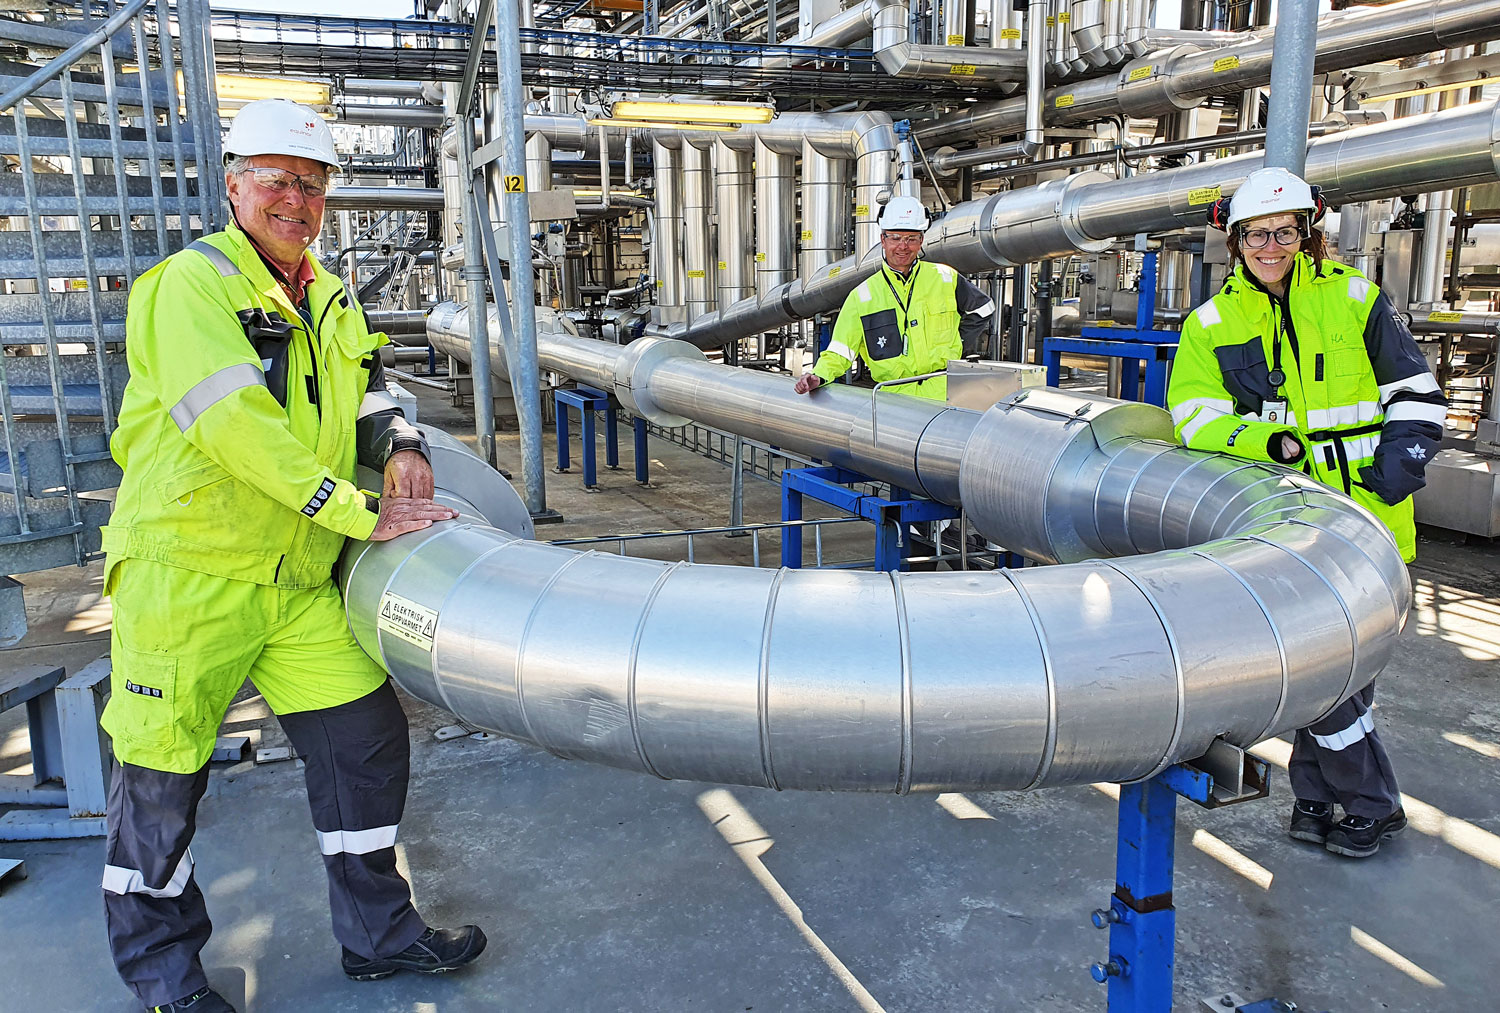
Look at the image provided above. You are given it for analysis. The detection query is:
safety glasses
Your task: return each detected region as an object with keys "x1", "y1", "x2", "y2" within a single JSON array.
[
  {"x1": 1239, "y1": 224, "x2": 1305, "y2": 249},
  {"x1": 243, "y1": 166, "x2": 329, "y2": 199}
]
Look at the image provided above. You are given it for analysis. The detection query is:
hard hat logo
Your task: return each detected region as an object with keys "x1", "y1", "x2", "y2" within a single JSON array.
[{"x1": 1225, "y1": 167, "x2": 1317, "y2": 230}]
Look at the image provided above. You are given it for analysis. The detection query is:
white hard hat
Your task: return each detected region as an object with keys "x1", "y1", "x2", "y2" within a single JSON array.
[
  {"x1": 1226, "y1": 167, "x2": 1318, "y2": 229},
  {"x1": 223, "y1": 99, "x2": 340, "y2": 169},
  {"x1": 879, "y1": 195, "x2": 930, "y2": 232}
]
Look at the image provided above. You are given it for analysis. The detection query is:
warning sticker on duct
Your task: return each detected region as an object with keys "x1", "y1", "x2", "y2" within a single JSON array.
[
  {"x1": 1000, "y1": 28, "x2": 1020, "y2": 39},
  {"x1": 1127, "y1": 65, "x2": 1155, "y2": 82},
  {"x1": 1427, "y1": 310, "x2": 1463, "y2": 323},
  {"x1": 377, "y1": 592, "x2": 439, "y2": 650},
  {"x1": 949, "y1": 64, "x2": 976, "y2": 76},
  {"x1": 1213, "y1": 55, "x2": 1240, "y2": 73},
  {"x1": 1188, "y1": 186, "x2": 1223, "y2": 206},
  {"x1": 1055, "y1": 94, "x2": 1075, "y2": 109}
]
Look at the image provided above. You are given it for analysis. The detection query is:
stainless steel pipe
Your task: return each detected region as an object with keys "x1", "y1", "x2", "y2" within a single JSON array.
[{"x1": 369, "y1": 320, "x2": 1411, "y2": 793}]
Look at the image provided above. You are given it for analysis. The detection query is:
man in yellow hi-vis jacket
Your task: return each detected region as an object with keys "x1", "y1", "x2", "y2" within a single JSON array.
[
  {"x1": 793, "y1": 195, "x2": 995, "y2": 401},
  {"x1": 99, "y1": 100, "x2": 484, "y2": 1013}
]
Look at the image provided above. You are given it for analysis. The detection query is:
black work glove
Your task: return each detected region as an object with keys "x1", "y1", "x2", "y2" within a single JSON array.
[{"x1": 1267, "y1": 431, "x2": 1305, "y2": 465}]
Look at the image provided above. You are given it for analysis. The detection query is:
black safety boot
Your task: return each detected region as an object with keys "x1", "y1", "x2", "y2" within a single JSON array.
[
  {"x1": 1288, "y1": 799, "x2": 1335, "y2": 845},
  {"x1": 150, "y1": 986, "x2": 236, "y2": 1013},
  {"x1": 1325, "y1": 807, "x2": 1408, "y2": 858},
  {"x1": 342, "y1": 925, "x2": 488, "y2": 981}
]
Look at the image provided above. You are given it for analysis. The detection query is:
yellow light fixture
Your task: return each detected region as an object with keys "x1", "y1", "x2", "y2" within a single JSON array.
[
  {"x1": 588, "y1": 117, "x2": 739, "y2": 133},
  {"x1": 609, "y1": 99, "x2": 773, "y2": 125},
  {"x1": 213, "y1": 72, "x2": 331, "y2": 107},
  {"x1": 1371, "y1": 76, "x2": 1493, "y2": 104}
]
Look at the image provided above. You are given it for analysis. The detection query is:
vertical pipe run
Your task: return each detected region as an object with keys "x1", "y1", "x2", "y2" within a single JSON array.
[
  {"x1": 992, "y1": 0, "x2": 1022, "y2": 49},
  {"x1": 1263, "y1": 0, "x2": 1319, "y2": 175},
  {"x1": 1025, "y1": 0, "x2": 1048, "y2": 155},
  {"x1": 495, "y1": 0, "x2": 547, "y2": 515},
  {"x1": 800, "y1": 145, "x2": 849, "y2": 282},
  {"x1": 943, "y1": 0, "x2": 968, "y2": 45},
  {"x1": 715, "y1": 140, "x2": 754, "y2": 314},
  {"x1": 681, "y1": 141, "x2": 716, "y2": 320},
  {"x1": 458, "y1": 120, "x2": 497, "y2": 467},
  {"x1": 653, "y1": 141, "x2": 685, "y2": 312}
]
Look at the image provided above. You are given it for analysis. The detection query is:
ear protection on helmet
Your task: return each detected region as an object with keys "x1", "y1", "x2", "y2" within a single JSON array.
[
  {"x1": 1307, "y1": 185, "x2": 1328, "y2": 224},
  {"x1": 1206, "y1": 196, "x2": 1233, "y2": 232}
]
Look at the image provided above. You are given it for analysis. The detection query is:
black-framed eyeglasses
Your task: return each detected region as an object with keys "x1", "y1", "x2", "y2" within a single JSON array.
[
  {"x1": 1239, "y1": 225, "x2": 1305, "y2": 249},
  {"x1": 242, "y1": 166, "x2": 329, "y2": 199}
]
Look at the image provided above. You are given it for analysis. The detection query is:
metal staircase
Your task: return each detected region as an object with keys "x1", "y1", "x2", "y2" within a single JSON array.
[{"x1": 0, "y1": 0, "x2": 222, "y2": 632}]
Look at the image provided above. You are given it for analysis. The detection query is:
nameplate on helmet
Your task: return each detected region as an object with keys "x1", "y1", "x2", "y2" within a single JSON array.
[{"x1": 377, "y1": 592, "x2": 439, "y2": 651}]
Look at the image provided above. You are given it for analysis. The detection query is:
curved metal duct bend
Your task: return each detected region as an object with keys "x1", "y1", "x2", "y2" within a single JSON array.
[
  {"x1": 342, "y1": 357, "x2": 1410, "y2": 791},
  {"x1": 324, "y1": 187, "x2": 445, "y2": 212}
]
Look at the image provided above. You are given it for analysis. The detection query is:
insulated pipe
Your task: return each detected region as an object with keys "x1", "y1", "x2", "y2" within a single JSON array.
[
  {"x1": 1101, "y1": 0, "x2": 1125, "y2": 62},
  {"x1": 800, "y1": 145, "x2": 850, "y2": 284},
  {"x1": 670, "y1": 99, "x2": 1500, "y2": 349},
  {"x1": 681, "y1": 141, "x2": 716, "y2": 320},
  {"x1": 942, "y1": 0, "x2": 968, "y2": 45},
  {"x1": 652, "y1": 141, "x2": 685, "y2": 311},
  {"x1": 404, "y1": 314, "x2": 1411, "y2": 792},
  {"x1": 754, "y1": 140, "x2": 796, "y2": 298},
  {"x1": 918, "y1": 0, "x2": 1500, "y2": 143},
  {"x1": 1263, "y1": 0, "x2": 1318, "y2": 176},
  {"x1": 1070, "y1": 0, "x2": 1109, "y2": 69},
  {"x1": 870, "y1": 0, "x2": 1027, "y2": 83},
  {"x1": 366, "y1": 308, "x2": 429, "y2": 336},
  {"x1": 715, "y1": 140, "x2": 754, "y2": 312},
  {"x1": 1023, "y1": 0, "x2": 1047, "y2": 157},
  {"x1": 993, "y1": 0, "x2": 1023, "y2": 49},
  {"x1": 324, "y1": 187, "x2": 445, "y2": 211},
  {"x1": 335, "y1": 103, "x2": 445, "y2": 129}
]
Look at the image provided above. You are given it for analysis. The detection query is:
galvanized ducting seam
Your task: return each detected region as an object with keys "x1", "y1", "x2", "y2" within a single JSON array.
[{"x1": 394, "y1": 321, "x2": 1409, "y2": 792}]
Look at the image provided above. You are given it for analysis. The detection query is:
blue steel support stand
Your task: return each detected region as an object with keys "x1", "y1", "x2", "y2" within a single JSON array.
[
  {"x1": 1043, "y1": 252, "x2": 1180, "y2": 408},
  {"x1": 553, "y1": 384, "x2": 649, "y2": 488},
  {"x1": 780, "y1": 466, "x2": 958, "y2": 572},
  {"x1": 1091, "y1": 760, "x2": 1269, "y2": 1012}
]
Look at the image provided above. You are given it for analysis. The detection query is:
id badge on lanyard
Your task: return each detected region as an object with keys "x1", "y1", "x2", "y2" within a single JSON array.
[{"x1": 1260, "y1": 399, "x2": 1288, "y2": 424}]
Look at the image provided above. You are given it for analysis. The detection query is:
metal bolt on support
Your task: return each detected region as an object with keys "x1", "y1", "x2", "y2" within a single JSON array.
[
  {"x1": 1090, "y1": 957, "x2": 1128, "y2": 983},
  {"x1": 1090, "y1": 907, "x2": 1122, "y2": 929}
]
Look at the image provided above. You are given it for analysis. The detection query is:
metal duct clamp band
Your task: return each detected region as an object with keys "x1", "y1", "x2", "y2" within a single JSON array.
[
  {"x1": 958, "y1": 388, "x2": 1173, "y2": 562},
  {"x1": 978, "y1": 171, "x2": 1116, "y2": 266},
  {"x1": 611, "y1": 336, "x2": 708, "y2": 427},
  {"x1": 1113, "y1": 46, "x2": 1204, "y2": 119}
]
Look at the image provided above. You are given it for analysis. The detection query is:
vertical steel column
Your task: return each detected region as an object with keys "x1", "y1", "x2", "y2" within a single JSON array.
[
  {"x1": 495, "y1": 0, "x2": 548, "y2": 516},
  {"x1": 1092, "y1": 776, "x2": 1178, "y2": 1012},
  {"x1": 457, "y1": 120, "x2": 498, "y2": 468},
  {"x1": 1263, "y1": 0, "x2": 1318, "y2": 175}
]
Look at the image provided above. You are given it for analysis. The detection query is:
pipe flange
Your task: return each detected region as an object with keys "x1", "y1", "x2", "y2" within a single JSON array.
[
  {"x1": 612, "y1": 336, "x2": 708, "y2": 427},
  {"x1": 1056, "y1": 170, "x2": 1117, "y2": 256}
]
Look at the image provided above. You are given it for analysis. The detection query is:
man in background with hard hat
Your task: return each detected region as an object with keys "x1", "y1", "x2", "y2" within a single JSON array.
[
  {"x1": 98, "y1": 99, "x2": 485, "y2": 1013},
  {"x1": 793, "y1": 194, "x2": 995, "y2": 400}
]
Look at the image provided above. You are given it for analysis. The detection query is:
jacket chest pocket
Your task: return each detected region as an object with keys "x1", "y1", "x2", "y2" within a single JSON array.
[
  {"x1": 1213, "y1": 337, "x2": 1277, "y2": 415},
  {"x1": 861, "y1": 309, "x2": 904, "y2": 361}
]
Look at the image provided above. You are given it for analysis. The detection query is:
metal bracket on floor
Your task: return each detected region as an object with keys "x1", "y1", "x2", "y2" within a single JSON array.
[
  {"x1": 0, "y1": 656, "x2": 112, "y2": 840},
  {"x1": 1199, "y1": 992, "x2": 1327, "y2": 1013},
  {"x1": 780, "y1": 466, "x2": 959, "y2": 572},
  {"x1": 0, "y1": 856, "x2": 26, "y2": 892},
  {"x1": 1091, "y1": 741, "x2": 1270, "y2": 1012}
]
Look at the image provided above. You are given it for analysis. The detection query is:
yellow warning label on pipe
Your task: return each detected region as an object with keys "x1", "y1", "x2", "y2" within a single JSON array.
[
  {"x1": 687, "y1": 269, "x2": 706, "y2": 278},
  {"x1": 829, "y1": 266, "x2": 842, "y2": 277},
  {"x1": 1045, "y1": 15, "x2": 1055, "y2": 26},
  {"x1": 1187, "y1": 185, "x2": 1222, "y2": 205},
  {"x1": 800, "y1": 230, "x2": 813, "y2": 241},
  {"x1": 947, "y1": 33, "x2": 965, "y2": 45},
  {"x1": 755, "y1": 252, "x2": 767, "y2": 262},
  {"x1": 1427, "y1": 310, "x2": 1464, "y2": 322},
  {"x1": 1213, "y1": 55, "x2": 1240, "y2": 74},
  {"x1": 1000, "y1": 28, "x2": 1021, "y2": 39},
  {"x1": 1127, "y1": 65, "x2": 1154, "y2": 82},
  {"x1": 950, "y1": 64, "x2": 977, "y2": 75},
  {"x1": 1057, "y1": 11, "x2": 1070, "y2": 22},
  {"x1": 1055, "y1": 94, "x2": 1075, "y2": 109},
  {"x1": 855, "y1": 204, "x2": 869, "y2": 216},
  {"x1": 717, "y1": 261, "x2": 727, "y2": 270},
  {"x1": 656, "y1": 279, "x2": 664, "y2": 287}
]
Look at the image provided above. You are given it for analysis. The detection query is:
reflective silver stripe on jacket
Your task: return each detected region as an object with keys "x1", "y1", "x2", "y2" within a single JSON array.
[
  {"x1": 1311, "y1": 710, "x2": 1375, "y2": 752},
  {"x1": 187, "y1": 240, "x2": 242, "y2": 278},
  {"x1": 169, "y1": 362, "x2": 266, "y2": 432},
  {"x1": 102, "y1": 848, "x2": 193, "y2": 898},
  {"x1": 316, "y1": 824, "x2": 399, "y2": 856}
]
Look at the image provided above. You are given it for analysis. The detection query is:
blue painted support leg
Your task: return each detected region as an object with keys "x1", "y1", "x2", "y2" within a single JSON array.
[
  {"x1": 781, "y1": 480, "x2": 804, "y2": 569},
  {"x1": 633, "y1": 417, "x2": 649, "y2": 484},
  {"x1": 1044, "y1": 343, "x2": 1062, "y2": 387},
  {"x1": 605, "y1": 409, "x2": 620, "y2": 469},
  {"x1": 580, "y1": 404, "x2": 598, "y2": 488},
  {"x1": 1093, "y1": 776, "x2": 1177, "y2": 1012},
  {"x1": 1143, "y1": 354, "x2": 1170, "y2": 408},
  {"x1": 874, "y1": 518, "x2": 902, "y2": 572},
  {"x1": 554, "y1": 392, "x2": 571, "y2": 473}
]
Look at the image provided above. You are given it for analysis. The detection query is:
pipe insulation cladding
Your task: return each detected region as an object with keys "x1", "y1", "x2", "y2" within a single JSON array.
[{"x1": 379, "y1": 317, "x2": 1410, "y2": 793}]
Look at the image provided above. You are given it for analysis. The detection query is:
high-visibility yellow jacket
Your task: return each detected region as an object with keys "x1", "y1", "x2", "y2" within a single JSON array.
[
  {"x1": 102, "y1": 223, "x2": 424, "y2": 587},
  {"x1": 813, "y1": 259, "x2": 995, "y2": 400},
  {"x1": 1169, "y1": 254, "x2": 1446, "y2": 562}
]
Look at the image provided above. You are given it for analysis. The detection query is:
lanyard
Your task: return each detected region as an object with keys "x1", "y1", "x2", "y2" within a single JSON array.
[
  {"x1": 1267, "y1": 291, "x2": 1299, "y2": 392},
  {"x1": 880, "y1": 262, "x2": 920, "y2": 352}
]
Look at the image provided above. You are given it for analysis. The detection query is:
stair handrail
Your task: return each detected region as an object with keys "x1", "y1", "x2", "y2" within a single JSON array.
[{"x1": 0, "y1": 0, "x2": 153, "y2": 113}]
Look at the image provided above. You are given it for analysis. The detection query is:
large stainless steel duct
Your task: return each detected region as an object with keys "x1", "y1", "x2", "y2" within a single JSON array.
[
  {"x1": 918, "y1": 0, "x2": 1500, "y2": 143},
  {"x1": 669, "y1": 98, "x2": 1500, "y2": 349},
  {"x1": 400, "y1": 310, "x2": 1410, "y2": 792},
  {"x1": 681, "y1": 141, "x2": 716, "y2": 321},
  {"x1": 870, "y1": 0, "x2": 1026, "y2": 83},
  {"x1": 991, "y1": 0, "x2": 1023, "y2": 49},
  {"x1": 1070, "y1": 0, "x2": 1109, "y2": 69},
  {"x1": 335, "y1": 103, "x2": 445, "y2": 129},
  {"x1": 715, "y1": 140, "x2": 754, "y2": 314}
]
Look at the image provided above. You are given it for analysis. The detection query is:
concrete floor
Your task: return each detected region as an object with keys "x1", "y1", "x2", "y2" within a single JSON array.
[{"x1": 2, "y1": 380, "x2": 1498, "y2": 1012}]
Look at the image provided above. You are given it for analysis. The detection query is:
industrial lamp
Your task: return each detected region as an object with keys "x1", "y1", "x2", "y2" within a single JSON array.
[{"x1": 608, "y1": 99, "x2": 774, "y2": 125}]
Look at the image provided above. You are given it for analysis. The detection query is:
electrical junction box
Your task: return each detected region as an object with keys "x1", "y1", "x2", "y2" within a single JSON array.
[
  {"x1": 945, "y1": 359, "x2": 1047, "y2": 411},
  {"x1": 529, "y1": 188, "x2": 578, "y2": 222}
]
